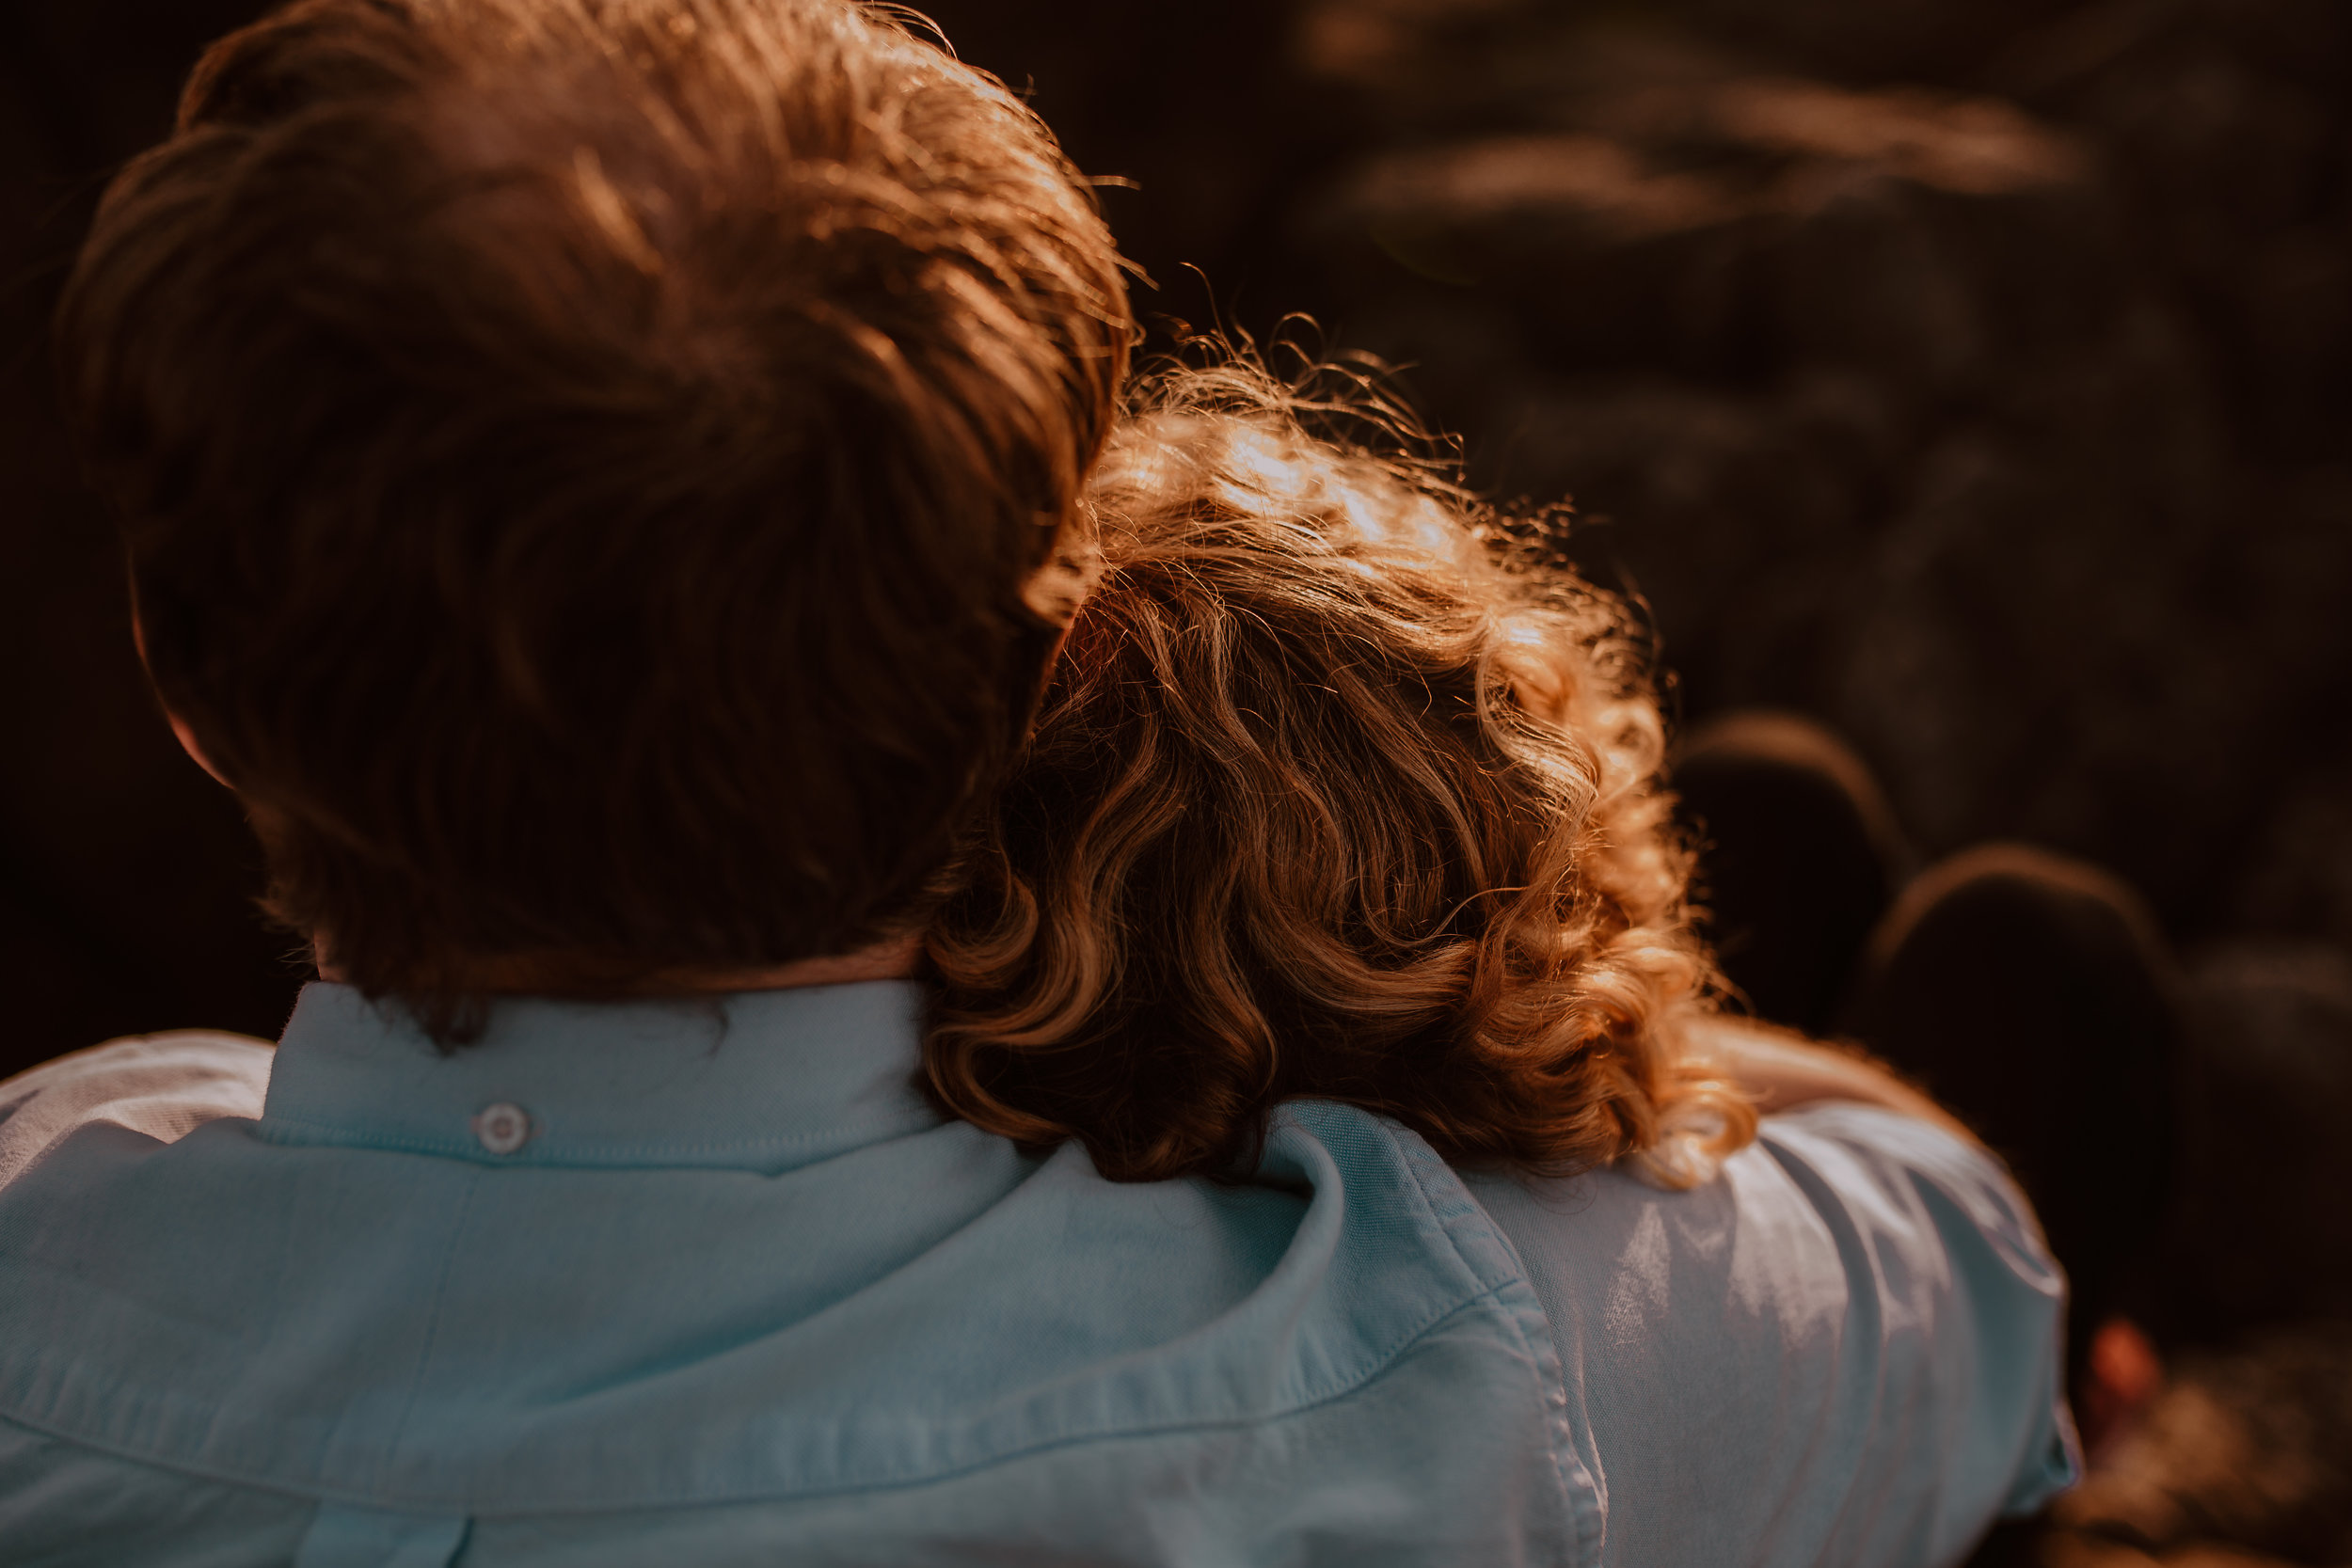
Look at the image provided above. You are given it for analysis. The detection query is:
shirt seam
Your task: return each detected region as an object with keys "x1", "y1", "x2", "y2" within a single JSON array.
[
  {"x1": 1377, "y1": 1120, "x2": 1597, "y2": 1567},
  {"x1": 381, "y1": 1168, "x2": 480, "y2": 1492},
  {"x1": 249, "y1": 1113, "x2": 942, "y2": 1167},
  {"x1": 0, "y1": 1287, "x2": 1534, "y2": 1518}
]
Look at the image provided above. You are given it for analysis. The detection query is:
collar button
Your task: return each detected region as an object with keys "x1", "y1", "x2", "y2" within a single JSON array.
[{"x1": 471, "y1": 1101, "x2": 532, "y2": 1155}]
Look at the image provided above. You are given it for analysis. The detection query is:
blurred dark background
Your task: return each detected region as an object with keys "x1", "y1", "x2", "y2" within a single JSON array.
[{"x1": 7, "y1": 0, "x2": 2346, "y2": 1076}]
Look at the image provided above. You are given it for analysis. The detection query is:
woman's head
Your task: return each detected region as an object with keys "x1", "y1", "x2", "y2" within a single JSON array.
[{"x1": 925, "y1": 360, "x2": 1754, "y2": 1183}]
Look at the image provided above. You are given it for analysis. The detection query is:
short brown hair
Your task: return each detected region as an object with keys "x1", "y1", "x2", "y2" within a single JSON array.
[
  {"x1": 60, "y1": 0, "x2": 1132, "y2": 1027},
  {"x1": 924, "y1": 361, "x2": 1755, "y2": 1182}
]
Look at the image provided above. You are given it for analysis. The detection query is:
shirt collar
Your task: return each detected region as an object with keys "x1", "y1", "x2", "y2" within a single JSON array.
[{"x1": 260, "y1": 979, "x2": 942, "y2": 1171}]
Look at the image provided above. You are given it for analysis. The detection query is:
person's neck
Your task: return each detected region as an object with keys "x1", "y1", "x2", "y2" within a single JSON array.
[{"x1": 312, "y1": 933, "x2": 924, "y2": 994}]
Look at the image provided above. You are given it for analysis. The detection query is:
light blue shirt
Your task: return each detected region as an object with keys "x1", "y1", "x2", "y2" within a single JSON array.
[{"x1": 0, "y1": 980, "x2": 2074, "y2": 1565}]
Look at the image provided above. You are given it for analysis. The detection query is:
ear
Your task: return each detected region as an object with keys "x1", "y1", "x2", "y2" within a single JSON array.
[
  {"x1": 162, "y1": 707, "x2": 234, "y2": 790},
  {"x1": 1019, "y1": 542, "x2": 1104, "y2": 629},
  {"x1": 1019, "y1": 506, "x2": 1104, "y2": 629},
  {"x1": 129, "y1": 599, "x2": 233, "y2": 789}
]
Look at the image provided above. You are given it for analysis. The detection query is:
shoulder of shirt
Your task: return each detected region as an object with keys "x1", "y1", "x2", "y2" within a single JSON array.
[
  {"x1": 0, "y1": 1030, "x2": 274, "y2": 1186},
  {"x1": 0, "y1": 1087, "x2": 1593, "y2": 1545},
  {"x1": 1756, "y1": 1100, "x2": 2010, "y2": 1187},
  {"x1": 1753, "y1": 1100, "x2": 2058, "y2": 1272}
]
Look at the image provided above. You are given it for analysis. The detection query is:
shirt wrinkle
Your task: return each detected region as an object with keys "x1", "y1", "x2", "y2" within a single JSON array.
[
  {"x1": 0, "y1": 985, "x2": 2075, "y2": 1566},
  {"x1": 383, "y1": 1170, "x2": 479, "y2": 1496}
]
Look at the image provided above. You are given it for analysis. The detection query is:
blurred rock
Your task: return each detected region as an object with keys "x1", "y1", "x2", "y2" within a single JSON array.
[
  {"x1": 2235, "y1": 773, "x2": 2352, "y2": 958},
  {"x1": 2047, "y1": 1321, "x2": 2352, "y2": 1567},
  {"x1": 2155, "y1": 943, "x2": 2352, "y2": 1342}
]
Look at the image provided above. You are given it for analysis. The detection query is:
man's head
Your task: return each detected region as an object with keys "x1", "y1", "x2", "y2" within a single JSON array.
[{"x1": 61, "y1": 0, "x2": 1133, "y2": 1027}]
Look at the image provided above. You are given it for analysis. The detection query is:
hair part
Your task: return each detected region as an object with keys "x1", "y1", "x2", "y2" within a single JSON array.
[
  {"x1": 923, "y1": 357, "x2": 1756, "y2": 1183},
  {"x1": 61, "y1": 0, "x2": 1133, "y2": 1035}
]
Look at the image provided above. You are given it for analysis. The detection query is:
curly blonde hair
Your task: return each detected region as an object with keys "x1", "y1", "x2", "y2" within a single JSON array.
[{"x1": 924, "y1": 360, "x2": 1755, "y2": 1185}]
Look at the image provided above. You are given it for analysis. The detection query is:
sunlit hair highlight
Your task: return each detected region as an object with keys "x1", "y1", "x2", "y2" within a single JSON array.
[{"x1": 925, "y1": 356, "x2": 1756, "y2": 1184}]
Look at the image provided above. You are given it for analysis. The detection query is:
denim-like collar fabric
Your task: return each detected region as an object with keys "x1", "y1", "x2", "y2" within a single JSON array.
[{"x1": 259, "y1": 982, "x2": 943, "y2": 1171}]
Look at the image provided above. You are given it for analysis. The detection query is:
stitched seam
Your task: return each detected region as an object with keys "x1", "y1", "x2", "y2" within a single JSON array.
[
  {"x1": 0, "y1": 1227, "x2": 1508, "y2": 1508},
  {"x1": 0, "y1": 1269, "x2": 1506, "y2": 1512},
  {"x1": 251, "y1": 1113, "x2": 937, "y2": 1166},
  {"x1": 378, "y1": 1169, "x2": 480, "y2": 1493},
  {"x1": 0, "y1": 1290, "x2": 1528, "y2": 1518},
  {"x1": 1377, "y1": 1119, "x2": 1596, "y2": 1567}
]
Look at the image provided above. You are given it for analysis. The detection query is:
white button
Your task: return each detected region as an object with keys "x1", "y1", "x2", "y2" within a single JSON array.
[{"x1": 472, "y1": 1101, "x2": 532, "y2": 1155}]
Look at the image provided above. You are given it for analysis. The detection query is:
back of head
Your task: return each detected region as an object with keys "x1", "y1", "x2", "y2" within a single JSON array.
[
  {"x1": 926, "y1": 362, "x2": 1753, "y2": 1182},
  {"x1": 61, "y1": 0, "x2": 1131, "y2": 1028}
]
